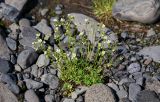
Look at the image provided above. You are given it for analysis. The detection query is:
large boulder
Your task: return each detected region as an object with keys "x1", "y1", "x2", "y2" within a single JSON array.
[
  {"x1": 0, "y1": 83, "x2": 18, "y2": 102},
  {"x1": 112, "y1": 0, "x2": 160, "y2": 24},
  {"x1": 138, "y1": 46, "x2": 160, "y2": 63},
  {"x1": 85, "y1": 83, "x2": 116, "y2": 102}
]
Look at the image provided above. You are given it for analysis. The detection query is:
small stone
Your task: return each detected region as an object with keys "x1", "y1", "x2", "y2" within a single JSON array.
[
  {"x1": 121, "y1": 32, "x2": 128, "y2": 39},
  {"x1": 45, "y1": 94, "x2": 55, "y2": 102},
  {"x1": 147, "y1": 28, "x2": 156, "y2": 37},
  {"x1": 144, "y1": 58, "x2": 153, "y2": 65},
  {"x1": 119, "y1": 98, "x2": 131, "y2": 102},
  {"x1": 0, "y1": 58, "x2": 12, "y2": 73},
  {"x1": 85, "y1": 83, "x2": 116, "y2": 102},
  {"x1": 76, "y1": 96, "x2": 84, "y2": 102},
  {"x1": 108, "y1": 83, "x2": 119, "y2": 92},
  {"x1": 41, "y1": 74, "x2": 59, "y2": 89},
  {"x1": 62, "y1": 98, "x2": 75, "y2": 102},
  {"x1": 117, "y1": 89, "x2": 128, "y2": 99},
  {"x1": 25, "y1": 90, "x2": 40, "y2": 102},
  {"x1": 127, "y1": 63, "x2": 141, "y2": 74},
  {"x1": 136, "y1": 77, "x2": 144, "y2": 86},
  {"x1": 10, "y1": 54, "x2": 16, "y2": 64},
  {"x1": 40, "y1": 8, "x2": 49, "y2": 16},
  {"x1": 136, "y1": 90, "x2": 160, "y2": 102},
  {"x1": 9, "y1": 23, "x2": 19, "y2": 34},
  {"x1": 119, "y1": 78, "x2": 135, "y2": 85},
  {"x1": 31, "y1": 64, "x2": 39, "y2": 78},
  {"x1": 6, "y1": 83, "x2": 20, "y2": 94},
  {"x1": 14, "y1": 64, "x2": 22, "y2": 72},
  {"x1": 129, "y1": 83, "x2": 141, "y2": 101},
  {"x1": 6, "y1": 37, "x2": 17, "y2": 50},
  {"x1": 19, "y1": 18, "x2": 31, "y2": 28},
  {"x1": 145, "y1": 78, "x2": 160, "y2": 93},
  {"x1": 24, "y1": 79, "x2": 43, "y2": 89},
  {"x1": 5, "y1": 0, "x2": 27, "y2": 11},
  {"x1": 33, "y1": 19, "x2": 52, "y2": 35},
  {"x1": 36, "y1": 54, "x2": 50, "y2": 68},
  {"x1": 17, "y1": 49, "x2": 38, "y2": 69}
]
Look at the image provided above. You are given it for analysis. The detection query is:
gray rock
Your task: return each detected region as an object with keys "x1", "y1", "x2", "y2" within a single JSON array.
[
  {"x1": 68, "y1": 13, "x2": 117, "y2": 44},
  {"x1": 25, "y1": 90, "x2": 40, "y2": 102},
  {"x1": 14, "y1": 64, "x2": 22, "y2": 72},
  {"x1": 119, "y1": 78, "x2": 135, "y2": 85},
  {"x1": 41, "y1": 74, "x2": 59, "y2": 89},
  {"x1": 24, "y1": 79, "x2": 43, "y2": 89},
  {"x1": 19, "y1": 27, "x2": 37, "y2": 48},
  {"x1": 147, "y1": 28, "x2": 156, "y2": 37},
  {"x1": 6, "y1": 37, "x2": 17, "y2": 50},
  {"x1": 145, "y1": 78, "x2": 160, "y2": 93},
  {"x1": 117, "y1": 89, "x2": 128, "y2": 99},
  {"x1": 136, "y1": 90, "x2": 160, "y2": 102},
  {"x1": 0, "y1": 34, "x2": 11, "y2": 60},
  {"x1": 5, "y1": 0, "x2": 27, "y2": 11},
  {"x1": 19, "y1": 18, "x2": 31, "y2": 28},
  {"x1": 45, "y1": 94, "x2": 55, "y2": 102},
  {"x1": 138, "y1": 46, "x2": 160, "y2": 63},
  {"x1": 0, "y1": 83, "x2": 18, "y2": 102},
  {"x1": 129, "y1": 83, "x2": 141, "y2": 101},
  {"x1": 33, "y1": 19, "x2": 52, "y2": 35},
  {"x1": 31, "y1": 64, "x2": 38, "y2": 78},
  {"x1": 62, "y1": 98, "x2": 75, "y2": 102},
  {"x1": 108, "y1": 83, "x2": 119, "y2": 92},
  {"x1": 0, "y1": 74, "x2": 20, "y2": 94},
  {"x1": 40, "y1": 8, "x2": 49, "y2": 16},
  {"x1": 17, "y1": 49, "x2": 38, "y2": 69},
  {"x1": 127, "y1": 63, "x2": 141, "y2": 74},
  {"x1": 76, "y1": 96, "x2": 84, "y2": 102},
  {"x1": 71, "y1": 86, "x2": 88, "y2": 99},
  {"x1": 6, "y1": 83, "x2": 20, "y2": 94},
  {"x1": 85, "y1": 83, "x2": 116, "y2": 102},
  {"x1": 10, "y1": 54, "x2": 16, "y2": 64},
  {"x1": 0, "y1": 58, "x2": 12, "y2": 73},
  {"x1": 119, "y1": 98, "x2": 131, "y2": 102},
  {"x1": 0, "y1": 3, "x2": 19, "y2": 21},
  {"x1": 136, "y1": 77, "x2": 144, "y2": 86},
  {"x1": 9, "y1": 23, "x2": 19, "y2": 35},
  {"x1": 112, "y1": 0, "x2": 160, "y2": 24},
  {"x1": 36, "y1": 54, "x2": 50, "y2": 68}
]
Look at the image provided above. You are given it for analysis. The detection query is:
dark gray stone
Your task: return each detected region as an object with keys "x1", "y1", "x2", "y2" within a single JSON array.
[
  {"x1": 0, "y1": 3, "x2": 19, "y2": 21},
  {"x1": 112, "y1": 0, "x2": 160, "y2": 24},
  {"x1": 6, "y1": 37, "x2": 17, "y2": 51},
  {"x1": 129, "y1": 83, "x2": 141, "y2": 101},
  {"x1": 5, "y1": 0, "x2": 27, "y2": 11},
  {"x1": 127, "y1": 63, "x2": 141, "y2": 74},
  {"x1": 6, "y1": 83, "x2": 20, "y2": 94},
  {"x1": 19, "y1": 27, "x2": 37, "y2": 48},
  {"x1": 0, "y1": 34, "x2": 11, "y2": 60},
  {"x1": 41, "y1": 74, "x2": 59, "y2": 89},
  {"x1": 25, "y1": 90, "x2": 40, "y2": 102},
  {"x1": 17, "y1": 49, "x2": 38, "y2": 69},
  {"x1": 136, "y1": 90, "x2": 160, "y2": 102},
  {"x1": 24, "y1": 79, "x2": 43, "y2": 89},
  {"x1": 0, "y1": 58, "x2": 12, "y2": 73},
  {"x1": 45, "y1": 94, "x2": 55, "y2": 102}
]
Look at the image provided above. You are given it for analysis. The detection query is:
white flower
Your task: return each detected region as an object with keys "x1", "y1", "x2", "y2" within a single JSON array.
[
  {"x1": 104, "y1": 36, "x2": 108, "y2": 40},
  {"x1": 56, "y1": 49, "x2": 60, "y2": 53},
  {"x1": 36, "y1": 33, "x2": 40, "y2": 37},
  {"x1": 53, "y1": 19, "x2": 58, "y2": 22},
  {"x1": 60, "y1": 18, "x2": 65, "y2": 22},
  {"x1": 79, "y1": 32, "x2": 84, "y2": 36},
  {"x1": 101, "y1": 51, "x2": 105, "y2": 56},
  {"x1": 85, "y1": 18, "x2": 89, "y2": 22},
  {"x1": 71, "y1": 53, "x2": 76, "y2": 59},
  {"x1": 44, "y1": 51, "x2": 47, "y2": 55},
  {"x1": 38, "y1": 39, "x2": 42, "y2": 43},
  {"x1": 55, "y1": 27, "x2": 59, "y2": 31},
  {"x1": 106, "y1": 40, "x2": 111, "y2": 44},
  {"x1": 102, "y1": 24, "x2": 106, "y2": 28}
]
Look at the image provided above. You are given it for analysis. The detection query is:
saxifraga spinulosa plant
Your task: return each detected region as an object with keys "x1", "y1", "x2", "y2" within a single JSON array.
[{"x1": 33, "y1": 14, "x2": 117, "y2": 96}]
